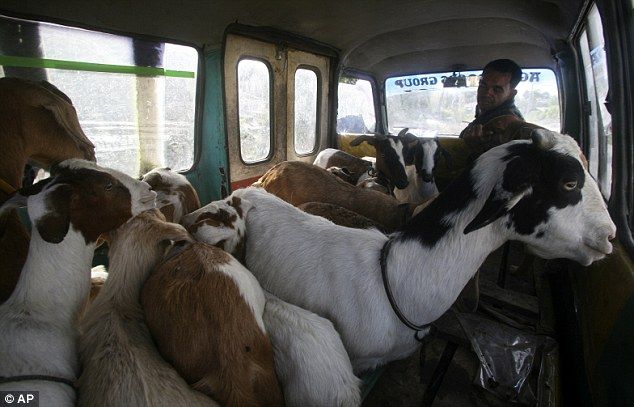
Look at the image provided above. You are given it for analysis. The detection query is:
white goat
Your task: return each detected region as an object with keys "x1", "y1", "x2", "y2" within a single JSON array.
[
  {"x1": 185, "y1": 196, "x2": 362, "y2": 406},
  {"x1": 78, "y1": 209, "x2": 216, "y2": 407},
  {"x1": 0, "y1": 159, "x2": 157, "y2": 406},
  {"x1": 234, "y1": 130, "x2": 616, "y2": 373},
  {"x1": 264, "y1": 292, "x2": 361, "y2": 407}
]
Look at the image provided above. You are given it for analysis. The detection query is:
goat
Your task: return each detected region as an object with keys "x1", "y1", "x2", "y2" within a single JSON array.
[
  {"x1": 141, "y1": 244, "x2": 283, "y2": 405},
  {"x1": 255, "y1": 161, "x2": 412, "y2": 231},
  {"x1": 78, "y1": 209, "x2": 217, "y2": 407},
  {"x1": 0, "y1": 159, "x2": 156, "y2": 406},
  {"x1": 314, "y1": 129, "x2": 418, "y2": 191},
  {"x1": 183, "y1": 196, "x2": 361, "y2": 406},
  {"x1": 0, "y1": 78, "x2": 96, "y2": 304},
  {"x1": 394, "y1": 131, "x2": 439, "y2": 204},
  {"x1": 264, "y1": 292, "x2": 362, "y2": 407},
  {"x1": 326, "y1": 166, "x2": 359, "y2": 185},
  {"x1": 181, "y1": 195, "x2": 252, "y2": 262},
  {"x1": 142, "y1": 167, "x2": 201, "y2": 223},
  {"x1": 314, "y1": 148, "x2": 373, "y2": 184},
  {"x1": 234, "y1": 130, "x2": 616, "y2": 373},
  {"x1": 298, "y1": 202, "x2": 388, "y2": 233}
]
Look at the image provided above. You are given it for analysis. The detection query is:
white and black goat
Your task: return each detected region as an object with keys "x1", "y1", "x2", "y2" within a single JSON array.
[
  {"x1": 314, "y1": 129, "x2": 419, "y2": 191},
  {"x1": 234, "y1": 130, "x2": 616, "y2": 373},
  {"x1": 0, "y1": 159, "x2": 156, "y2": 406},
  {"x1": 395, "y1": 129, "x2": 439, "y2": 203}
]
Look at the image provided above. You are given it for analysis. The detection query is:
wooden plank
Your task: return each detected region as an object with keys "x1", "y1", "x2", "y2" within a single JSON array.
[{"x1": 479, "y1": 278, "x2": 540, "y2": 316}]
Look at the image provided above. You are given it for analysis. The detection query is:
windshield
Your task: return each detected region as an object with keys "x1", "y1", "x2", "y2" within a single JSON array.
[{"x1": 385, "y1": 69, "x2": 560, "y2": 137}]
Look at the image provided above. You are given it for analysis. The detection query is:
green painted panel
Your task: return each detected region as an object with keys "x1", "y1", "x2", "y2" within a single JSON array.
[
  {"x1": 186, "y1": 49, "x2": 228, "y2": 205},
  {"x1": 0, "y1": 54, "x2": 195, "y2": 78}
]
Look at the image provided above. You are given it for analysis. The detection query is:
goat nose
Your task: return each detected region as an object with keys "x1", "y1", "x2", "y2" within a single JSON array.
[{"x1": 608, "y1": 233, "x2": 616, "y2": 241}]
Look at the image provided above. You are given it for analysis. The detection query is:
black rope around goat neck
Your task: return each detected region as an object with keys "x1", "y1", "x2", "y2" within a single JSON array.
[
  {"x1": 0, "y1": 375, "x2": 76, "y2": 389},
  {"x1": 380, "y1": 237, "x2": 433, "y2": 342}
]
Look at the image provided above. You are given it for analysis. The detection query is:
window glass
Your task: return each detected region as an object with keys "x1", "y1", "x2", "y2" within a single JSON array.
[
  {"x1": 337, "y1": 77, "x2": 376, "y2": 134},
  {"x1": 237, "y1": 59, "x2": 271, "y2": 163},
  {"x1": 0, "y1": 15, "x2": 198, "y2": 176},
  {"x1": 385, "y1": 69, "x2": 560, "y2": 138},
  {"x1": 579, "y1": 5, "x2": 612, "y2": 198},
  {"x1": 294, "y1": 68, "x2": 318, "y2": 154}
]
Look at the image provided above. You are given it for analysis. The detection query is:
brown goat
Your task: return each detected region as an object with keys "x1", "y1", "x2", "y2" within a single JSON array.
[
  {"x1": 142, "y1": 241, "x2": 284, "y2": 407},
  {"x1": 142, "y1": 167, "x2": 201, "y2": 223},
  {"x1": 255, "y1": 161, "x2": 412, "y2": 231},
  {"x1": 298, "y1": 202, "x2": 388, "y2": 233},
  {"x1": 0, "y1": 78, "x2": 96, "y2": 303}
]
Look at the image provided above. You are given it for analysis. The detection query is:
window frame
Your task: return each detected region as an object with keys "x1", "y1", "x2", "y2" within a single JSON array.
[
  {"x1": 574, "y1": 5, "x2": 613, "y2": 199},
  {"x1": 292, "y1": 64, "x2": 322, "y2": 156},
  {"x1": 235, "y1": 55, "x2": 275, "y2": 165},
  {"x1": 0, "y1": 11, "x2": 204, "y2": 176},
  {"x1": 572, "y1": 1, "x2": 634, "y2": 257},
  {"x1": 383, "y1": 67, "x2": 562, "y2": 138},
  {"x1": 336, "y1": 68, "x2": 381, "y2": 135}
]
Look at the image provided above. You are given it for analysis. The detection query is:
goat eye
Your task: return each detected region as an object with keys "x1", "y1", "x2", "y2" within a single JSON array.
[
  {"x1": 105, "y1": 182, "x2": 113, "y2": 191},
  {"x1": 563, "y1": 180, "x2": 577, "y2": 191}
]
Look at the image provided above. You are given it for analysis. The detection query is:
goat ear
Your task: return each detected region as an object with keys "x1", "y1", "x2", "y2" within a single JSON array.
[
  {"x1": 162, "y1": 239, "x2": 191, "y2": 262},
  {"x1": 158, "y1": 203, "x2": 176, "y2": 223},
  {"x1": 464, "y1": 189, "x2": 511, "y2": 234},
  {"x1": 398, "y1": 128, "x2": 419, "y2": 147},
  {"x1": 0, "y1": 177, "x2": 58, "y2": 218},
  {"x1": 464, "y1": 157, "x2": 534, "y2": 234},
  {"x1": 40, "y1": 99, "x2": 96, "y2": 162},
  {"x1": 35, "y1": 183, "x2": 73, "y2": 243}
]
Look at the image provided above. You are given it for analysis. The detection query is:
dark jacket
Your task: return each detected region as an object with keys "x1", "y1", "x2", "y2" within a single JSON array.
[
  {"x1": 458, "y1": 98, "x2": 525, "y2": 156},
  {"x1": 459, "y1": 98, "x2": 524, "y2": 138}
]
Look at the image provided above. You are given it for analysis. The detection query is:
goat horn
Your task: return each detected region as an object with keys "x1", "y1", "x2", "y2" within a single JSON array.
[
  {"x1": 531, "y1": 128, "x2": 556, "y2": 150},
  {"x1": 397, "y1": 128, "x2": 410, "y2": 138},
  {"x1": 350, "y1": 135, "x2": 375, "y2": 146}
]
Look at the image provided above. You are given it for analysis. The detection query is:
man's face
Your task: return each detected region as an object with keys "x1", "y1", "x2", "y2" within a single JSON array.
[{"x1": 476, "y1": 69, "x2": 517, "y2": 113}]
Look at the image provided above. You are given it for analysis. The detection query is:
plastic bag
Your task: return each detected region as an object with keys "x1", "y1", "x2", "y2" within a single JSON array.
[{"x1": 456, "y1": 312, "x2": 557, "y2": 405}]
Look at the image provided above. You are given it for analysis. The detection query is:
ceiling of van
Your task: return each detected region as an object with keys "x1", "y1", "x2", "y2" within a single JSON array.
[{"x1": 1, "y1": 0, "x2": 584, "y2": 80}]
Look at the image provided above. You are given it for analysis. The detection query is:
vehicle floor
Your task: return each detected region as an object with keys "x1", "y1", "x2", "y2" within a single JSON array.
[{"x1": 363, "y1": 242, "x2": 538, "y2": 407}]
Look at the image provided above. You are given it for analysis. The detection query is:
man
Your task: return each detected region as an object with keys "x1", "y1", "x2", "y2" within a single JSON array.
[
  {"x1": 460, "y1": 58, "x2": 525, "y2": 155},
  {"x1": 436, "y1": 59, "x2": 527, "y2": 313},
  {"x1": 434, "y1": 59, "x2": 533, "y2": 191}
]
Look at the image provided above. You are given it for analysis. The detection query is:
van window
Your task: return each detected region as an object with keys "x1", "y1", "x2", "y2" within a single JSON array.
[
  {"x1": 294, "y1": 67, "x2": 318, "y2": 155},
  {"x1": 385, "y1": 69, "x2": 560, "y2": 137},
  {"x1": 337, "y1": 76, "x2": 376, "y2": 134},
  {"x1": 237, "y1": 58, "x2": 272, "y2": 163},
  {"x1": 0, "y1": 15, "x2": 198, "y2": 176},
  {"x1": 578, "y1": 4, "x2": 612, "y2": 198}
]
